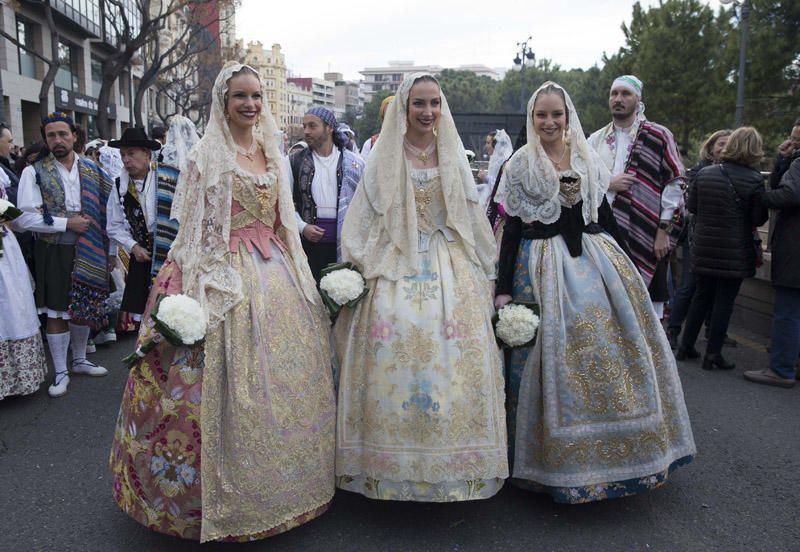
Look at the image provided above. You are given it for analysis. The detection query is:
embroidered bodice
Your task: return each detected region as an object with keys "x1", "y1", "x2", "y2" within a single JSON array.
[
  {"x1": 558, "y1": 170, "x2": 582, "y2": 207},
  {"x1": 409, "y1": 166, "x2": 455, "y2": 251},
  {"x1": 229, "y1": 167, "x2": 284, "y2": 258}
]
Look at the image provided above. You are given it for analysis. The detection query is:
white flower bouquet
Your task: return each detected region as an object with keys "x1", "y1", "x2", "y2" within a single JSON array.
[
  {"x1": 493, "y1": 301, "x2": 540, "y2": 349},
  {"x1": 318, "y1": 262, "x2": 369, "y2": 316},
  {"x1": 123, "y1": 294, "x2": 207, "y2": 367},
  {"x1": 0, "y1": 197, "x2": 23, "y2": 259}
]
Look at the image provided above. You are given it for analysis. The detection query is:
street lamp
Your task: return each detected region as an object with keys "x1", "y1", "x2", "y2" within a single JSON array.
[
  {"x1": 513, "y1": 36, "x2": 535, "y2": 113},
  {"x1": 721, "y1": 0, "x2": 750, "y2": 127}
]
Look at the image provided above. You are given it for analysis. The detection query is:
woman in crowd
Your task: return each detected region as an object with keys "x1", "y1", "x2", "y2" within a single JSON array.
[
  {"x1": 0, "y1": 183, "x2": 46, "y2": 400},
  {"x1": 334, "y1": 73, "x2": 508, "y2": 502},
  {"x1": 677, "y1": 127, "x2": 769, "y2": 370},
  {"x1": 666, "y1": 130, "x2": 732, "y2": 348},
  {"x1": 495, "y1": 81, "x2": 695, "y2": 503},
  {"x1": 109, "y1": 63, "x2": 335, "y2": 542}
]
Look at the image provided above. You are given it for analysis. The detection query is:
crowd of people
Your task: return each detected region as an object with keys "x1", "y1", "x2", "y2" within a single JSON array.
[{"x1": 0, "y1": 62, "x2": 797, "y2": 543}]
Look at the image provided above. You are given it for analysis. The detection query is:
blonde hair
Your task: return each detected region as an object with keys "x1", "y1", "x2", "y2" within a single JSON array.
[
  {"x1": 699, "y1": 129, "x2": 732, "y2": 162},
  {"x1": 720, "y1": 126, "x2": 763, "y2": 167}
]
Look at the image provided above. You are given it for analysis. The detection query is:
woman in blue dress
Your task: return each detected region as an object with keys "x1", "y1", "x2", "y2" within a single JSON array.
[{"x1": 495, "y1": 82, "x2": 695, "y2": 503}]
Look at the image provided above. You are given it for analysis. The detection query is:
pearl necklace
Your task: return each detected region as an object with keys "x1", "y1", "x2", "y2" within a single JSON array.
[
  {"x1": 235, "y1": 139, "x2": 257, "y2": 161},
  {"x1": 403, "y1": 138, "x2": 436, "y2": 165}
]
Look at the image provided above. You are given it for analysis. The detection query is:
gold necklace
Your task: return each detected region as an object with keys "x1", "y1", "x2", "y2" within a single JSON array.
[
  {"x1": 545, "y1": 145, "x2": 568, "y2": 169},
  {"x1": 235, "y1": 139, "x2": 257, "y2": 161},
  {"x1": 403, "y1": 138, "x2": 436, "y2": 165}
]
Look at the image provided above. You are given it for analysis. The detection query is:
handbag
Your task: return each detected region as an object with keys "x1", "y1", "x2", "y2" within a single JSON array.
[{"x1": 718, "y1": 164, "x2": 764, "y2": 268}]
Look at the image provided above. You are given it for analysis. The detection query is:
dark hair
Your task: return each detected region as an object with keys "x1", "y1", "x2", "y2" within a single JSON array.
[
  {"x1": 73, "y1": 124, "x2": 86, "y2": 153},
  {"x1": 151, "y1": 125, "x2": 167, "y2": 141},
  {"x1": 488, "y1": 130, "x2": 497, "y2": 148},
  {"x1": 0, "y1": 122, "x2": 8, "y2": 133}
]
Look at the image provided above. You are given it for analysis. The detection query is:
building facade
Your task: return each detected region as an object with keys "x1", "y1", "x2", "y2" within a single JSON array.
[
  {"x1": 360, "y1": 61, "x2": 503, "y2": 102},
  {"x1": 244, "y1": 41, "x2": 288, "y2": 129},
  {"x1": 1, "y1": 0, "x2": 147, "y2": 144},
  {"x1": 287, "y1": 79, "x2": 312, "y2": 142}
]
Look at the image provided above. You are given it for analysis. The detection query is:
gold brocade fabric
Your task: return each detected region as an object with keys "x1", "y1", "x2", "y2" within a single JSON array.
[
  {"x1": 230, "y1": 168, "x2": 279, "y2": 230},
  {"x1": 512, "y1": 232, "x2": 695, "y2": 489},
  {"x1": 200, "y1": 173, "x2": 335, "y2": 541},
  {"x1": 334, "y1": 172, "x2": 508, "y2": 500}
]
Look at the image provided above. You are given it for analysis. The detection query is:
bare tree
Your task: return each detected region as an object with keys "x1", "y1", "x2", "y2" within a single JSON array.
[
  {"x1": 0, "y1": 0, "x2": 61, "y2": 119},
  {"x1": 132, "y1": 3, "x2": 234, "y2": 127},
  {"x1": 95, "y1": 0, "x2": 224, "y2": 138}
]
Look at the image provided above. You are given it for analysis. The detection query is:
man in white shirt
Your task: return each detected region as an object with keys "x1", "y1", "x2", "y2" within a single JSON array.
[
  {"x1": 588, "y1": 76, "x2": 686, "y2": 318},
  {"x1": 287, "y1": 107, "x2": 365, "y2": 281},
  {"x1": 17, "y1": 112, "x2": 112, "y2": 397},
  {"x1": 105, "y1": 127, "x2": 179, "y2": 320}
]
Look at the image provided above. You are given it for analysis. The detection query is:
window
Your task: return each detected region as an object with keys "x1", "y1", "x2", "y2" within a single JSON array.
[
  {"x1": 16, "y1": 17, "x2": 36, "y2": 79},
  {"x1": 91, "y1": 56, "x2": 103, "y2": 97},
  {"x1": 119, "y1": 72, "x2": 130, "y2": 107},
  {"x1": 55, "y1": 40, "x2": 80, "y2": 91}
]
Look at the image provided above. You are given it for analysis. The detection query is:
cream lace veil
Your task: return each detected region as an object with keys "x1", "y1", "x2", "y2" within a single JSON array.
[
  {"x1": 160, "y1": 114, "x2": 200, "y2": 171},
  {"x1": 497, "y1": 81, "x2": 610, "y2": 225},
  {"x1": 487, "y1": 129, "x2": 513, "y2": 185},
  {"x1": 168, "y1": 62, "x2": 319, "y2": 329},
  {"x1": 341, "y1": 72, "x2": 496, "y2": 280}
]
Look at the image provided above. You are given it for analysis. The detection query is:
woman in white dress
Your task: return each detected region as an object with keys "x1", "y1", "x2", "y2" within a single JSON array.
[
  {"x1": 334, "y1": 73, "x2": 508, "y2": 502},
  {"x1": 0, "y1": 184, "x2": 46, "y2": 399}
]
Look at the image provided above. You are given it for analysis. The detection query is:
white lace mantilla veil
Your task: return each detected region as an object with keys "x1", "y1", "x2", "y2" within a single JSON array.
[
  {"x1": 98, "y1": 145, "x2": 124, "y2": 180},
  {"x1": 341, "y1": 72, "x2": 496, "y2": 280},
  {"x1": 487, "y1": 128, "x2": 513, "y2": 184},
  {"x1": 168, "y1": 62, "x2": 319, "y2": 329},
  {"x1": 496, "y1": 81, "x2": 610, "y2": 225},
  {"x1": 160, "y1": 114, "x2": 200, "y2": 171}
]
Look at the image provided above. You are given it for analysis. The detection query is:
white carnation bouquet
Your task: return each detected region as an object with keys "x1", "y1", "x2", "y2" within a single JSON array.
[
  {"x1": 318, "y1": 262, "x2": 369, "y2": 316},
  {"x1": 123, "y1": 294, "x2": 207, "y2": 367},
  {"x1": 493, "y1": 301, "x2": 540, "y2": 349},
  {"x1": 0, "y1": 197, "x2": 23, "y2": 258}
]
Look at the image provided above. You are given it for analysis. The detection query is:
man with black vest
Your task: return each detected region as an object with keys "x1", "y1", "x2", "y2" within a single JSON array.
[
  {"x1": 287, "y1": 106, "x2": 364, "y2": 281},
  {"x1": 105, "y1": 127, "x2": 180, "y2": 321}
]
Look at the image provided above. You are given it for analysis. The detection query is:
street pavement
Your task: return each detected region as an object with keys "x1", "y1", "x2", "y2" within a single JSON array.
[{"x1": 1, "y1": 323, "x2": 799, "y2": 552}]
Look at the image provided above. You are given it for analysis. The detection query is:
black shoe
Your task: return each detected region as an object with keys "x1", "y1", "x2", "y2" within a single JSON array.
[
  {"x1": 723, "y1": 335, "x2": 738, "y2": 348},
  {"x1": 703, "y1": 353, "x2": 735, "y2": 371},
  {"x1": 676, "y1": 347, "x2": 701, "y2": 361},
  {"x1": 666, "y1": 328, "x2": 680, "y2": 350}
]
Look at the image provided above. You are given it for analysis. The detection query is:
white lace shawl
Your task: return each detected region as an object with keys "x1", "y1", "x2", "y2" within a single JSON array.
[
  {"x1": 497, "y1": 82, "x2": 610, "y2": 225},
  {"x1": 341, "y1": 72, "x2": 496, "y2": 281},
  {"x1": 160, "y1": 114, "x2": 200, "y2": 172},
  {"x1": 168, "y1": 62, "x2": 319, "y2": 329},
  {"x1": 487, "y1": 129, "x2": 513, "y2": 185}
]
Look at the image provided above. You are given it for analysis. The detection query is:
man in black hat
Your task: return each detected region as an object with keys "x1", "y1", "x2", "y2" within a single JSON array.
[
  {"x1": 106, "y1": 127, "x2": 180, "y2": 322},
  {"x1": 17, "y1": 112, "x2": 113, "y2": 397}
]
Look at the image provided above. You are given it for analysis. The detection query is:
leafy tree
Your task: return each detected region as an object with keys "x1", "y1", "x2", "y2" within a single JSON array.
[
  {"x1": 437, "y1": 69, "x2": 499, "y2": 113},
  {"x1": 354, "y1": 90, "x2": 393, "y2": 144},
  {"x1": 613, "y1": 0, "x2": 730, "y2": 154}
]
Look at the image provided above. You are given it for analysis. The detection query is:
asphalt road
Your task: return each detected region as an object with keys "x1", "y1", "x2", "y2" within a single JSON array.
[{"x1": 1, "y1": 324, "x2": 799, "y2": 552}]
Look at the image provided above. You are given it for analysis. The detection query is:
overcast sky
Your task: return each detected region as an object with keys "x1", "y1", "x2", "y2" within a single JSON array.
[{"x1": 236, "y1": 0, "x2": 725, "y2": 81}]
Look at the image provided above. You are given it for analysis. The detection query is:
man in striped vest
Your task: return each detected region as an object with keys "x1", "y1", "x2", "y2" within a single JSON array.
[
  {"x1": 588, "y1": 75, "x2": 686, "y2": 319},
  {"x1": 17, "y1": 112, "x2": 113, "y2": 397},
  {"x1": 106, "y1": 127, "x2": 179, "y2": 323}
]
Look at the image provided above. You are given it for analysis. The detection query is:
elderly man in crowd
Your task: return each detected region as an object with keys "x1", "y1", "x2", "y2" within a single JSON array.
[
  {"x1": 105, "y1": 127, "x2": 180, "y2": 322},
  {"x1": 744, "y1": 157, "x2": 800, "y2": 388}
]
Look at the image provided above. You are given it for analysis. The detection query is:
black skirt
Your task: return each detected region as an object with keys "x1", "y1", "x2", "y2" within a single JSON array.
[{"x1": 120, "y1": 256, "x2": 151, "y2": 316}]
